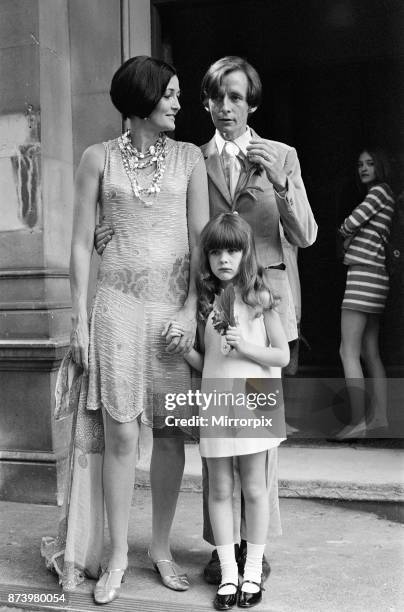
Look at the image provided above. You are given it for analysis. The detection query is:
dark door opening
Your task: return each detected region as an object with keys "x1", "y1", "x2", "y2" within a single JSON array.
[{"x1": 152, "y1": 0, "x2": 404, "y2": 374}]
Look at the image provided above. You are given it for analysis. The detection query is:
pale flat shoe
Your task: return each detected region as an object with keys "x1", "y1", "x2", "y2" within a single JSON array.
[
  {"x1": 366, "y1": 420, "x2": 389, "y2": 437},
  {"x1": 335, "y1": 421, "x2": 367, "y2": 440},
  {"x1": 93, "y1": 567, "x2": 126, "y2": 605},
  {"x1": 148, "y1": 550, "x2": 189, "y2": 591}
]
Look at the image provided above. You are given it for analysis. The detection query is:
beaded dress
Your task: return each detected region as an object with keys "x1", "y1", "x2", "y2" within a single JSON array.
[
  {"x1": 87, "y1": 135, "x2": 202, "y2": 425},
  {"x1": 41, "y1": 135, "x2": 202, "y2": 590}
]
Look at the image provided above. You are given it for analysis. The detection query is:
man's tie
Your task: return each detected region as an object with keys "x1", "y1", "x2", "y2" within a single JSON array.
[{"x1": 221, "y1": 141, "x2": 240, "y2": 200}]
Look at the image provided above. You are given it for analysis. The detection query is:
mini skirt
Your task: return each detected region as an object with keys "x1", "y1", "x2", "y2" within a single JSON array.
[{"x1": 342, "y1": 264, "x2": 389, "y2": 314}]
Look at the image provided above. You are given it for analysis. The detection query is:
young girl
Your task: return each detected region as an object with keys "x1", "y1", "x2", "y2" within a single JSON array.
[
  {"x1": 169, "y1": 213, "x2": 289, "y2": 610},
  {"x1": 338, "y1": 147, "x2": 395, "y2": 440}
]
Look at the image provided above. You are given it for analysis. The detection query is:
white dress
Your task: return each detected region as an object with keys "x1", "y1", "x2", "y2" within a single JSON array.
[{"x1": 199, "y1": 295, "x2": 285, "y2": 458}]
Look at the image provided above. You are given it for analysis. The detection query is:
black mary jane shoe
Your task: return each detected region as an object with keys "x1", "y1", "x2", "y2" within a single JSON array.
[
  {"x1": 214, "y1": 583, "x2": 238, "y2": 611},
  {"x1": 238, "y1": 580, "x2": 263, "y2": 608}
]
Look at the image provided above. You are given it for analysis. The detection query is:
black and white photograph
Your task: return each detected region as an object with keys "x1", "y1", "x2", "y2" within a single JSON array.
[{"x1": 0, "y1": 1, "x2": 403, "y2": 611}]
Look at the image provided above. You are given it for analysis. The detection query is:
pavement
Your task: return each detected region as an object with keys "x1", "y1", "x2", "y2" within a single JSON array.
[
  {"x1": 0, "y1": 491, "x2": 403, "y2": 612},
  {"x1": 0, "y1": 441, "x2": 403, "y2": 612}
]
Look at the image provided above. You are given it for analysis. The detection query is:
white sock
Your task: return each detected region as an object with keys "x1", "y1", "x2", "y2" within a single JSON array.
[
  {"x1": 216, "y1": 544, "x2": 238, "y2": 595},
  {"x1": 242, "y1": 542, "x2": 265, "y2": 594}
]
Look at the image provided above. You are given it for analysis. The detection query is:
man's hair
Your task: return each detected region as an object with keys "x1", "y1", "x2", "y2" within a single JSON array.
[
  {"x1": 110, "y1": 56, "x2": 177, "y2": 119},
  {"x1": 200, "y1": 56, "x2": 262, "y2": 108}
]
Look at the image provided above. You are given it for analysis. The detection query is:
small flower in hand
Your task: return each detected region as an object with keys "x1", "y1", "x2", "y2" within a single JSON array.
[
  {"x1": 224, "y1": 325, "x2": 245, "y2": 353},
  {"x1": 212, "y1": 284, "x2": 236, "y2": 335}
]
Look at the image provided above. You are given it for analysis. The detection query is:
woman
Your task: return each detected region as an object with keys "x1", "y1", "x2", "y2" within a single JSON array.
[
  {"x1": 42, "y1": 56, "x2": 209, "y2": 603},
  {"x1": 338, "y1": 147, "x2": 395, "y2": 439},
  {"x1": 95, "y1": 55, "x2": 317, "y2": 586}
]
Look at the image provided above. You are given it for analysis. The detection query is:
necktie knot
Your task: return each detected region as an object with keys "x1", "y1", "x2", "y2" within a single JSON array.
[
  {"x1": 223, "y1": 141, "x2": 239, "y2": 158},
  {"x1": 222, "y1": 141, "x2": 240, "y2": 199}
]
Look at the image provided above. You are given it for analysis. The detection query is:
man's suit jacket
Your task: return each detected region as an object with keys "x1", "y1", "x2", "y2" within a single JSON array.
[
  {"x1": 200, "y1": 130, "x2": 317, "y2": 340},
  {"x1": 200, "y1": 129, "x2": 317, "y2": 268}
]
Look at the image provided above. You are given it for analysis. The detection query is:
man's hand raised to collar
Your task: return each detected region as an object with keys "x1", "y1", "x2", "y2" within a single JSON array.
[{"x1": 246, "y1": 138, "x2": 287, "y2": 192}]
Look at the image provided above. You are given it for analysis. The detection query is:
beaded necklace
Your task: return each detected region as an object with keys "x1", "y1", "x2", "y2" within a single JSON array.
[{"x1": 118, "y1": 130, "x2": 167, "y2": 206}]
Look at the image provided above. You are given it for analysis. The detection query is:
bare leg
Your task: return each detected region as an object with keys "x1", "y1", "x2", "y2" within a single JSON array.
[
  {"x1": 206, "y1": 457, "x2": 234, "y2": 545},
  {"x1": 239, "y1": 451, "x2": 268, "y2": 595},
  {"x1": 102, "y1": 411, "x2": 140, "y2": 570},
  {"x1": 361, "y1": 315, "x2": 388, "y2": 428},
  {"x1": 207, "y1": 457, "x2": 238, "y2": 596},
  {"x1": 238, "y1": 451, "x2": 269, "y2": 544},
  {"x1": 149, "y1": 437, "x2": 185, "y2": 560},
  {"x1": 339, "y1": 309, "x2": 368, "y2": 436}
]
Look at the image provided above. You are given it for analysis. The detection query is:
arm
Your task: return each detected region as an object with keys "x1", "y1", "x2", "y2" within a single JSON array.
[
  {"x1": 70, "y1": 144, "x2": 104, "y2": 371},
  {"x1": 225, "y1": 309, "x2": 290, "y2": 368},
  {"x1": 183, "y1": 347, "x2": 204, "y2": 372},
  {"x1": 275, "y1": 147, "x2": 317, "y2": 247},
  {"x1": 247, "y1": 139, "x2": 317, "y2": 247},
  {"x1": 339, "y1": 184, "x2": 392, "y2": 237},
  {"x1": 165, "y1": 156, "x2": 209, "y2": 353},
  {"x1": 165, "y1": 321, "x2": 205, "y2": 372}
]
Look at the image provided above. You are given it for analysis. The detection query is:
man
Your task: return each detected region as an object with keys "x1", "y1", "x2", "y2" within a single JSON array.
[
  {"x1": 95, "y1": 55, "x2": 317, "y2": 590},
  {"x1": 197, "y1": 56, "x2": 317, "y2": 588}
]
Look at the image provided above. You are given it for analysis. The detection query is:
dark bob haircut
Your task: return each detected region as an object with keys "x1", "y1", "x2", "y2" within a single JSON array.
[
  {"x1": 356, "y1": 146, "x2": 392, "y2": 191},
  {"x1": 110, "y1": 56, "x2": 177, "y2": 120},
  {"x1": 200, "y1": 56, "x2": 262, "y2": 109}
]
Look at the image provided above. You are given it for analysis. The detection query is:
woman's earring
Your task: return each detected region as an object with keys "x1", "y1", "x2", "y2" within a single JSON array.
[{"x1": 143, "y1": 116, "x2": 149, "y2": 121}]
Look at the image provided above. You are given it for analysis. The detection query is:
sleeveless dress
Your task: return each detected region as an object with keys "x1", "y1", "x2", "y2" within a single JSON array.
[
  {"x1": 41, "y1": 136, "x2": 202, "y2": 590},
  {"x1": 87, "y1": 136, "x2": 202, "y2": 425},
  {"x1": 200, "y1": 295, "x2": 285, "y2": 458}
]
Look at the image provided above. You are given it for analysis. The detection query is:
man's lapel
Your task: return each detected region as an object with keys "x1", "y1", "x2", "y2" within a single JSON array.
[
  {"x1": 201, "y1": 137, "x2": 232, "y2": 207},
  {"x1": 233, "y1": 128, "x2": 269, "y2": 202}
]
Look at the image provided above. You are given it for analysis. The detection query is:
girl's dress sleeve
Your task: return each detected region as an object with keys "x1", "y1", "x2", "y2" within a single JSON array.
[{"x1": 339, "y1": 184, "x2": 392, "y2": 237}]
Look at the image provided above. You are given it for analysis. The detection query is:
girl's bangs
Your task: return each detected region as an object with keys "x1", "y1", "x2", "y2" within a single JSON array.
[{"x1": 204, "y1": 222, "x2": 246, "y2": 252}]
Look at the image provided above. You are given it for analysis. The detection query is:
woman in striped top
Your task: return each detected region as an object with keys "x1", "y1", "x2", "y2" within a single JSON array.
[{"x1": 337, "y1": 147, "x2": 395, "y2": 439}]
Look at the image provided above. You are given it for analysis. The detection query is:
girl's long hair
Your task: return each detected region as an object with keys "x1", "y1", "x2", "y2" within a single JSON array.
[
  {"x1": 197, "y1": 213, "x2": 278, "y2": 320},
  {"x1": 356, "y1": 146, "x2": 392, "y2": 194}
]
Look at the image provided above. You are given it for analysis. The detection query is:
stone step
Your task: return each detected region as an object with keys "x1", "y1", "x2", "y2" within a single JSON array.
[{"x1": 135, "y1": 436, "x2": 404, "y2": 502}]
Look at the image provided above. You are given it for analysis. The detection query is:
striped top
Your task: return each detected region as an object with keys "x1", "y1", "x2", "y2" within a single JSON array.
[{"x1": 339, "y1": 183, "x2": 395, "y2": 268}]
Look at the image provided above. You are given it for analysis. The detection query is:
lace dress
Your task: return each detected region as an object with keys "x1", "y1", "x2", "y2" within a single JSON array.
[
  {"x1": 41, "y1": 136, "x2": 202, "y2": 589},
  {"x1": 87, "y1": 136, "x2": 201, "y2": 425}
]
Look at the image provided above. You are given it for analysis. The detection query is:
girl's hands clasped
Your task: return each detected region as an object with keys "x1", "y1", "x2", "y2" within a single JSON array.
[
  {"x1": 246, "y1": 137, "x2": 287, "y2": 190},
  {"x1": 224, "y1": 325, "x2": 246, "y2": 353}
]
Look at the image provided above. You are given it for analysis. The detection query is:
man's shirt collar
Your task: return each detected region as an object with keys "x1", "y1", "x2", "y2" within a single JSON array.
[{"x1": 214, "y1": 127, "x2": 251, "y2": 156}]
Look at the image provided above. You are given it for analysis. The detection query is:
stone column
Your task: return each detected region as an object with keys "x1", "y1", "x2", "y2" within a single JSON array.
[{"x1": 0, "y1": 0, "x2": 73, "y2": 504}]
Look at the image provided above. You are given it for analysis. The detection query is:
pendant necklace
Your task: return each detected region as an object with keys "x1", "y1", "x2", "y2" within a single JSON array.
[{"x1": 118, "y1": 130, "x2": 167, "y2": 206}]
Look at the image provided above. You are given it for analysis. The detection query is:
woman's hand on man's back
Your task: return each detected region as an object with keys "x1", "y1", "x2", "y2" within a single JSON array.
[{"x1": 94, "y1": 218, "x2": 114, "y2": 254}]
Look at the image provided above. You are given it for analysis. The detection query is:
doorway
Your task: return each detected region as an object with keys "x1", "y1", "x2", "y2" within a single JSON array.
[{"x1": 151, "y1": 0, "x2": 404, "y2": 374}]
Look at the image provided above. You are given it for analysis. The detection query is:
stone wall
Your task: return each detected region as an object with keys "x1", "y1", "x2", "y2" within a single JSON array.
[{"x1": 0, "y1": 0, "x2": 150, "y2": 504}]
